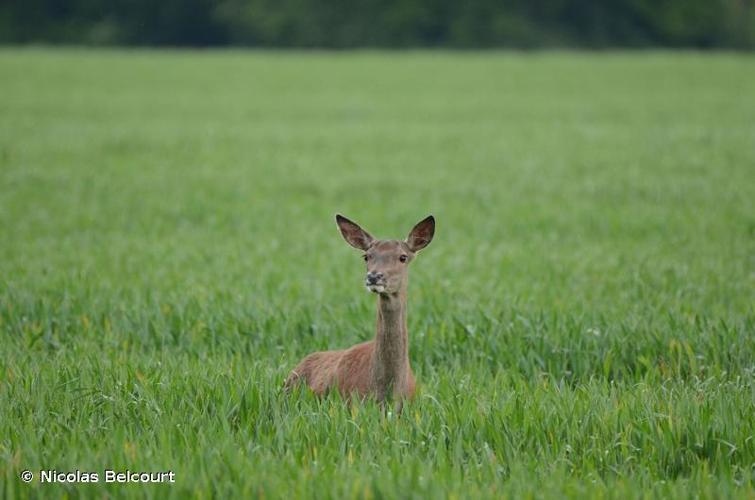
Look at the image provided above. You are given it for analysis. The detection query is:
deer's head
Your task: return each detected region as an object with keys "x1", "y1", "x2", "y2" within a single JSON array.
[{"x1": 336, "y1": 214, "x2": 435, "y2": 295}]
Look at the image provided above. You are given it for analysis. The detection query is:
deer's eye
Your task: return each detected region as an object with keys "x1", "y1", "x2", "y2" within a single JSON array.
[
  {"x1": 363, "y1": 254, "x2": 369, "y2": 262},
  {"x1": 399, "y1": 255, "x2": 408, "y2": 263}
]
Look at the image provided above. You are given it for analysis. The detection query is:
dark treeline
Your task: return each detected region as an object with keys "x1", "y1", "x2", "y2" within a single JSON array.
[{"x1": 2, "y1": 0, "x2": 753, "y2": 48}]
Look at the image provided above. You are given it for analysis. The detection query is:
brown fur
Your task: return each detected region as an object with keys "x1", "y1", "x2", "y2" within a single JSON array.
[
  {"x1": 284, "y1": 215, "x2": 434, "y2": 405},
  {"x1": 285, "y1": 340, "x2": 412, "y2": 399}
]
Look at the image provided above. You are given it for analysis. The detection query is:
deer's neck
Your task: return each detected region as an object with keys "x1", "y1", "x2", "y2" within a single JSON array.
[{"x1": 372, "y1": 289, "x2": 410, "y2": 395}]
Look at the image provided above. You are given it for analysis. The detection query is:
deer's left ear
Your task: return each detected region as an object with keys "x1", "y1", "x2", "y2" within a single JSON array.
[
  {"x1": 336, "y1": 214, "x2": 374, "y2": 251},
  {"x1": 406, "y1": 215, "x2": 435, "y2": 252}
]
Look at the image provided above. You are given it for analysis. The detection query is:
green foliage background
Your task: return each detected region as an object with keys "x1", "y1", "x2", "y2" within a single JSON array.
[
  {"x1": 0, "y1": 49, "x2": 754, "y2": 498},
  {"x1": 2, "y1": 0, "x2": 755, "y2": 48}
]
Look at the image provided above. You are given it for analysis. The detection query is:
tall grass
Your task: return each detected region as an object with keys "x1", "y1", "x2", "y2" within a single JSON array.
[{"x1": 0, "y1": 49, "x2": 753, "y2": 498}]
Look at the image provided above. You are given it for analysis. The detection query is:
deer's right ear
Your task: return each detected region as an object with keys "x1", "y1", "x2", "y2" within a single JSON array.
[
  {"x1": 336, "y1": 214, "x2": 374, "y2": 251},
  {"x1": 406, "y1": 215, "x2": 435, "y2": 252}
]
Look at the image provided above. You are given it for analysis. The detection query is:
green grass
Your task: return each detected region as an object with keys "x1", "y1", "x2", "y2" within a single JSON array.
[{"x1": 0, "y1": 48, "x2": 753, "y2": 498}]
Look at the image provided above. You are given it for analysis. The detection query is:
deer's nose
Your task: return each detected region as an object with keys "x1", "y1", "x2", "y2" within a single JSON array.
[{"x1": 366, "y1": 272, "x2": 383, "y2": 284}]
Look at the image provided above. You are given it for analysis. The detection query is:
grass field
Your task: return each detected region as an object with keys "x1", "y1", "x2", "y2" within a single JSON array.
[{"x1": 0, "y1": 49, "x2": 753, "y2": 498}]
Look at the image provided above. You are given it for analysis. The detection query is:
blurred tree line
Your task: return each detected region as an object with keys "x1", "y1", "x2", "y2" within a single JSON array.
[{"x1": 1, "y1": 0, "x2": 753, "y2": 48}]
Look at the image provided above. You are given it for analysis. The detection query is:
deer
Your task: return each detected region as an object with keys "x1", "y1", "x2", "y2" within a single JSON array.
[{"x1": 284, "y1": 214, "x2": 435, "y2": 409}]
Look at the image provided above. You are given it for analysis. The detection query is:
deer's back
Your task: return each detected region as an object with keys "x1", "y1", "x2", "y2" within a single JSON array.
[
  {"x1": 286, "y1": 341, "x2": 416, "y2": 400},
  {"x1": 285, "y1": 341, "x2": 375, "y2": 397}
]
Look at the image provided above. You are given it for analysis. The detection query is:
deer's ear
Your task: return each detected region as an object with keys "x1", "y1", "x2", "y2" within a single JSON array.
[
  {"x1": 406, "y1": 215, "x2": 435, "y2": 252},
  {"x1": 336, "y1": 214, "x2": 374, "y2": 251}
]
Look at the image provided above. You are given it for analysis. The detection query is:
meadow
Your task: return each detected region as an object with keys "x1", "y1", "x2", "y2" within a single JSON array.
[{"x1": 0, "y1": 49, "x2": 753, "y2": 498}]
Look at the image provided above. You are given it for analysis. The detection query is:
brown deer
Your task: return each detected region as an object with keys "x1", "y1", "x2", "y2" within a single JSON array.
[{"x1": 284, "y1": 214, "x2": 435, "y2": 407}]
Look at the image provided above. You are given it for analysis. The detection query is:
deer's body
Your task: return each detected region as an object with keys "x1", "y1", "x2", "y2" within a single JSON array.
[
  {"x1": 284, "y1": 216, "x2": 435, "y2": 404},
  {"x1": 286, "y1": 291, "x2": 415, "y2": 400}
]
